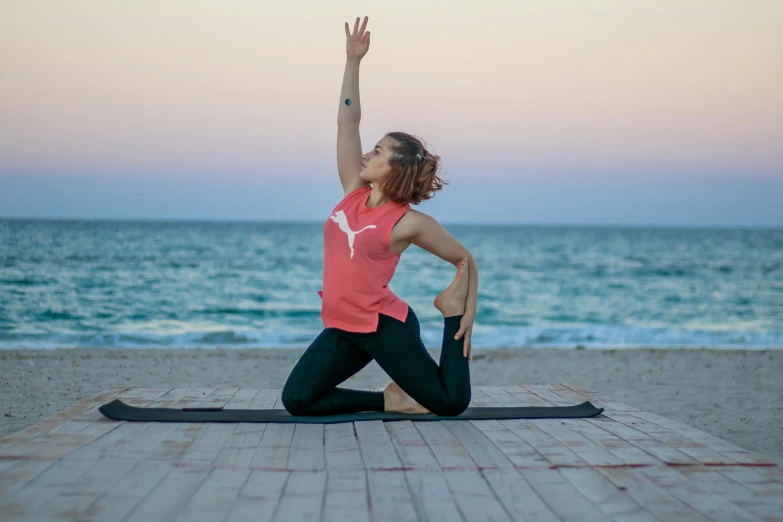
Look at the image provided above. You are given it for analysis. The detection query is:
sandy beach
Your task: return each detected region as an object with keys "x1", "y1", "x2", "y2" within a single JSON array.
[{"x1": 1, "y1": 347, "x2": 781, "y2": 466}]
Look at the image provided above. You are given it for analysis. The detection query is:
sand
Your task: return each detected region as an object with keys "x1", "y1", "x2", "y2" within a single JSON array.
[{"x1": 1, "y1": 347, "x2": 781, "y2": 465}]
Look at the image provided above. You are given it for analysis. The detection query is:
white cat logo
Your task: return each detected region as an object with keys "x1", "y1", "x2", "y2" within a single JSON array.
[{"x1": 329, "y1": 210, "x2": 376, "y2": 258}]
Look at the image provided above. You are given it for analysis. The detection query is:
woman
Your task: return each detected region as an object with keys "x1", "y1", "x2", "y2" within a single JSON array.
[{"x1": 281, "y1": 16, "x2": 479, "y2": 416}]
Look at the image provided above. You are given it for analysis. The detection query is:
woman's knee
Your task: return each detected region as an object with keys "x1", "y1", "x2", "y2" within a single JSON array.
[
  {"x1": 281, "y1": 380, "x2": 311, "y2": 415},
  {"x1": 429, "y1": 390, "x2": 471, "y2": 417}
]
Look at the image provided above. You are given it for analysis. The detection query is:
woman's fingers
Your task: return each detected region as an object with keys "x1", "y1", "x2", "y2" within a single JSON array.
[{"x1": 346, "y1": 16, "x2": 368, "y2": 38}]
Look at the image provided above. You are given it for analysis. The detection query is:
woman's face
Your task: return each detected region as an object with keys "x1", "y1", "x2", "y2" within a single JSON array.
[{"x1": 359, "y1": 136, "x2": 393, "y2": 183}]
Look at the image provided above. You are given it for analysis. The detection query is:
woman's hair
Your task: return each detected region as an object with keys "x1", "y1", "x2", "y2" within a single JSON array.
[{"x1": 378, "y1": 131, "x2": 448, "y2": 206}]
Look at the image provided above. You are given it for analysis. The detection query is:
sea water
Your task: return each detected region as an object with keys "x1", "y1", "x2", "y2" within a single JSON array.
[{"x1": 1, "y1": 219, "x2": 781, "y2": 349}]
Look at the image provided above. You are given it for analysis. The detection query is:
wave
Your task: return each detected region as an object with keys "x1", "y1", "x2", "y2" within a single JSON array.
[{"x1": 1, "y1": 325, "x2": 781, "y2": 350}]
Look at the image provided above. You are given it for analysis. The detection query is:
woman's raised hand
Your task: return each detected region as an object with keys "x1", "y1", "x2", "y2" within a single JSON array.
[{"x1": 345, "y1": 16, "x2": 370, "y2": 61}]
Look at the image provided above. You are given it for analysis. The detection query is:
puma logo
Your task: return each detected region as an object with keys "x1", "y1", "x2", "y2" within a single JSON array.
[{"x1": 329, "y1": 210, "x2": 376, "y2": 258}]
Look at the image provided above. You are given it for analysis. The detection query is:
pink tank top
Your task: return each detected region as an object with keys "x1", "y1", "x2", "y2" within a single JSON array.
[{"x1": 317, "y1": 185, "x2": 411, "y2": 332}]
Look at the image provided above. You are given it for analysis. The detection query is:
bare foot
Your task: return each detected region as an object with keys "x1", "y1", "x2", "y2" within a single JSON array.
[
  {"x1": 433, "y1": 257, "x2": 470, "y2": 318},
  {"x1": 383, "y1": 382, "x2": 430, "y2": 414}
]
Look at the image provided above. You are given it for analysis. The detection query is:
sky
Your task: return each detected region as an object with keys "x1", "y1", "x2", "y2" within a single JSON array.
[{"x1": 1, "y1": 0, "x2": 781, "y2": 227}]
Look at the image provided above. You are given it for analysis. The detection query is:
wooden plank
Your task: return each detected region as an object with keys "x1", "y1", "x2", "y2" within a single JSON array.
[
  {"x1": 245, "y1": 391, "x2": 294, "y2": 470},
  {"x1": 145, "y1": 423, "x2": 209, "y2": 462},
  {"x1": 638, "y1": 465, "x2": 764, "y2": 522},
  {"x1": 442, "y1": 420, "x2": 515, "y2": 469},
  {"x1": 367, "y1": 469, "x2": 418, "y2": 522},
  {"x1": 214, "y1": 423, "x2": 267, "y2": 468},
  {"x1": 480, "y1": 386, "x2": 526, "y2": 407},
  {"x1": 598, "y1": 467, "x2": 711, "y2": 521},
  {"x1": 0, "y1": 460, "x2": 55, "y2": 497},
  {"x1": 174, "y1": 468, "x2": 251, "y2": 522},
  {"x1": 163, "y1": 386, "x2": 232, "y2": 467},
  {"x1": 225, "y1": 470, "x2": 288, "y2": 522},
  {"x1": 273, "y1": 470, "x2": 326, "y2": 522},
  {"x1": 323, "y1": 470, "x2": 370, "y2": 522},
  {"x1": 413, "y1": 421, "x2": 476, "y2": 469},
  {"x1": 520, "y1": 468, "x2": 611, "y2": 522},
  {"x1": 560, "y1": 384, "x2": 640, "y2": 412},
  {"x1": 116, "y1": 387, "x2": 172, "y2": 406},
  {"x1": 385, "y1": 421, "x2": 440, "y2": 470},
  {"x1": 717, "y1": 467, "x2": 783, "y2": 499},
  {"x1": 443, "y1": 469, "x2": 513, "y2": 522},
  {"x1": 0, "y1": 403, "x2": 125, "y2": 462},
  {"x1": 470, "y1": 387, "x2": 501, "y2": 406},
  {"x1": 606, "y1": 412, "x2": 730, "y2": 465},
  {"x1": 356, "y1": 420, "x2": 402, "y2": 470},
  {"x1": 482, "y1": 468, "x2": 560, "y2": 522},
  {"x1": 26, "y1": 457, "x2": 137, "y2": 520},
  {"x1": 502, "y1": 386, "x2": 551, "y2": 407},
  {"x1": 0, "y1": 388, "x2": 188, "y2": 463},
  {"x1": 0, "y1": 457, "x2": 100, "y2": 517},
  {"x1": 124, "y1": 466, "x2": 210, "y2": 522},
  {"x1": 0, "y1": 387, "x2": 128, "y2": 444},
  {"x1": 215, "y1": 389, "x2": 270, "y2": 468},
  {"x1": 224, "y1": 388, "x2": 262, "y2": 409},
  {"x1": 213, "y1": 387, "x2": 241, "y2": 401},
  {"x1": 62, "y1": 388, "x2": 190, "y2": 462},
  {"x1": 521, "y1": 386, "x2": 574, "y2": 406},
  {"x1": 467, "y1": 419, "x2": 548, "y2": 467},
  {"x1": 404, "y1": 469, "x2": 464, "y2": 522},
  {"x1": 179, "y1": 422, "x2": 237, "y2": 466},
  {"x1": 754, "y1": 465, "x2": 783, "y2": 483},
  {"x1": 633, "y1": 411, "x2": 774, "y2": 464},
  {"x1": 78, "y1": 461, "x2": 173, "y2": 522},
  {"x1": 325, "y1": 423, "x2": 364, "y2": 470},
  {"x1": 585, "y1": 415, "x2": 697, "y2": 465},
  {"x1": 558, "y1": 467, "x2": 658, "y2": 521},
  {"x1": 465, "y1": 389, "x2": 551, "y2": 468},
  {"x1": 500, "y1": 419, "x2": 588, "y2": 467},
  {"x1": 250, "y1": 389, "x2": 283, "y2": 410},
  {"x1": 287, "y1": 424, "x2": 326, "y2": 471},
  {"x1": 250, "y1": 423, "x2": 295, "y2": 470},
  {"x1": 679, "y1": 466, "x2": 783, "y2": 521},
  {"x1": 560, "y1": 418, "x2": 661, "y2": 465},
  {"x1": 544, "y1": 385, "x2": 598, "y2": 405},
  {"x1": 0, "y1": 421, "x2": 120, "y2": 461},
  {"x1": 530, "y1": 417, "x2": 625, "y2": 466},
  {"x1": 108, "y1": 422, "x2": 183, "y2": 461},
  {"x1": 145, "y1": 388, "x2": 193, "y2": 408},
  {"x1": 175, "y1": 387, "x2": 217, "y2": 408}
]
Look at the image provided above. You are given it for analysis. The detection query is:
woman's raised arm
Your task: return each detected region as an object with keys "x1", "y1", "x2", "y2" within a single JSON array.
[{"x1": 336, "y1": 16, "x2": 371, "y2": 194}]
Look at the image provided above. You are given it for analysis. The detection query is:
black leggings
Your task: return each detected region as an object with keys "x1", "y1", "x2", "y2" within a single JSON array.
[{"x1": 281, "y1": 305, "x2": 471, "y2": 417}]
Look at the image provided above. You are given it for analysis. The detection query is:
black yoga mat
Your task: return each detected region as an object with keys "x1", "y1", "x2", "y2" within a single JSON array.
[{"x1": 99, "y1": 399, "x2": 603, "y2": 424}]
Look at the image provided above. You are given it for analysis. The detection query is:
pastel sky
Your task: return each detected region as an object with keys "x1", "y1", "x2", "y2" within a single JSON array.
[{"x1": 1, "y1": 1, "x2": 781, "y2": 226}]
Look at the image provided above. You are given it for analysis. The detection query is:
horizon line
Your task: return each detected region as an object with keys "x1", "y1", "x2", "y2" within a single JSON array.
[{"x1": 1, "y1": 216, "x2": 780, "y2": 231}]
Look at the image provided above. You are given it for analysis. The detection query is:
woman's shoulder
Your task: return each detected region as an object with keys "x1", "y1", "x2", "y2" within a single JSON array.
[{"x1": 390, "y1": 208, "x2": 427, "y2": 240}]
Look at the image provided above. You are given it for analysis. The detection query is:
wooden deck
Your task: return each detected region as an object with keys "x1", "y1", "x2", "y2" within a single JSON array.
[{"x1": 1, "y1": 385, "x2": 781, "y2": 521}]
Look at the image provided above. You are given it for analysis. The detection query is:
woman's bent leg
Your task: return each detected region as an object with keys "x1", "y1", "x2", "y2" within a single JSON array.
[
  {"x1": 370, "y1": 307, "x2": 471, "y2": 416},
  {"x1": 281, "y1": 328, "x2": 384, "y2": 415}
]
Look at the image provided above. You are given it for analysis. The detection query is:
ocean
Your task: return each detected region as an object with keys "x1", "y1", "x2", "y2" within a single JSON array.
[{"x1": 1, "y1": 219, "x2": 781, "y2": 349}]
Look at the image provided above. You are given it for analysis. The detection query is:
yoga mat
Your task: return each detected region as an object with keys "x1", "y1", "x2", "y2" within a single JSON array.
[{"x1": 99, "y1": 399, "x2": 603, "y2": 424}]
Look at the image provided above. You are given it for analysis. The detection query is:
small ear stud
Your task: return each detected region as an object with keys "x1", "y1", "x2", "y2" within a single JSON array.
[{"x1": 345, "y1": 98, "x2": 352, "y2": 106}]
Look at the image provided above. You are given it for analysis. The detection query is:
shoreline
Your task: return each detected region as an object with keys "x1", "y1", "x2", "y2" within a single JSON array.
[{"x1": 2, "y1": 346, "x2": 781, "y2": 466}]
